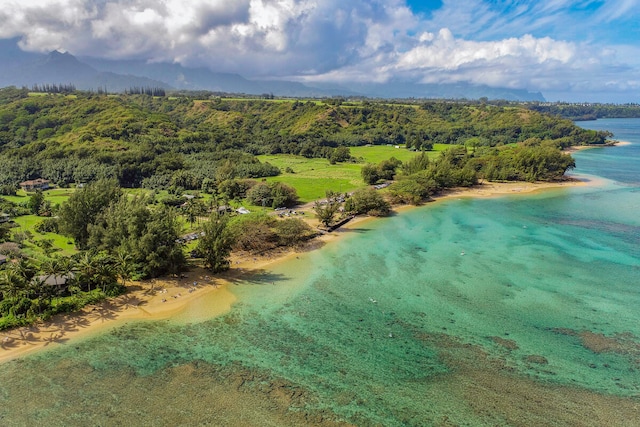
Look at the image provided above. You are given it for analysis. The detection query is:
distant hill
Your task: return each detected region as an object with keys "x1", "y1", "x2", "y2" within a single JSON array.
[
  {"x1": 0, "y1": 38, "x2": 545, "y2": 101},
  {"x1": 331, "y1": 81, "x2": 545, "y2": 102},
  {"x1": 0, "y1": 48, "x2": 172, "y2": 93}
]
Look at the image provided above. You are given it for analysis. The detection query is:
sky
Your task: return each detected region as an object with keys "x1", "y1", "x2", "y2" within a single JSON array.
[{"x1": 0, "y1": 0, "x2": 639, "y2": 102}]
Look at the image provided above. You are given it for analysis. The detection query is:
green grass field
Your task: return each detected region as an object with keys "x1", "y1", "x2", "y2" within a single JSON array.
[
  {"x1": 11, "y1": 215, "x2": 77, "y2": 258},
  {"x1": 256, "y1": 155, "x2": 363, "y2": 202},
  {"x1": 3, "y1": 188, "x2": 77, "y2": 260},
  {"x1": 349, "y1": 143, "x2": 453, "y2": 163},
  {"x1": 256, "y1": 145, "x2": 457, "y2": 203},
  {"x1": 4, "y1": 188, "x2": 76, "y2": 206},
  {"x1": 350, "y1": 145, "x2": 418, "y2": 163}
]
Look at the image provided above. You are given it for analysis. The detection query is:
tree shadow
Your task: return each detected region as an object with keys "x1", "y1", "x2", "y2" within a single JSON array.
[
  {"x1": 88, "y1": 306, "x2": 118, "y2": 323},
  {"x1": 42, "y1": 332, "x2": 69, "y2": 346},
  {"x1": 334, "y1": 227, "x2": 372, "y2": 234},
  {"x1": 127, "y1": 284, "x2": 145, "y2": 293},
  {"x1": 118, "y1": 293, "x2": 145, "y2": 308},
  {"x1": 61, "y1": 316, "x2": 92, "y2": 332},
  {"x1": 222, "y1": 269, "x2": 289, "y2": 286},
  {"x1": 1, "y1": 337, "x2": 20, "y2": 349}
]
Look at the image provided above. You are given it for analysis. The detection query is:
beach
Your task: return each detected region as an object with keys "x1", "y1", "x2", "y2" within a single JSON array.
[
  {"x1": 563, "y1": 140, "x2": 632, "y2": 153},
  {"x1": 0, "y1": 178, "x2": 589, "y2": 364}
]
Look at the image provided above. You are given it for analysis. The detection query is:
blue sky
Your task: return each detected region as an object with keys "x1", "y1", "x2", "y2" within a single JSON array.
[{"x1": 0, "y1": 0, "x2": 639, "y2": 102}]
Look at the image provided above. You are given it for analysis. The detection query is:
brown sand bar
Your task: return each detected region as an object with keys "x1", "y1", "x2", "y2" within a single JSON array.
[{"x1": 0, "y1": 171, "x2": 602, "y2": 363}]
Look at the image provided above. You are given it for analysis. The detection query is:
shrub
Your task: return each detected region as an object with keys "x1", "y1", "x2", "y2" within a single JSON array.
[
  {"x1": 345, "y1": 188, "x2": 390, "y2": 216},
  {"x1": 228, "y1": 213, "x2": 278, "y2": 252},
  {"x1": 274, "y1": 218, "x2": 316, "y2": 246},
  {"x1": 387, "y1": 179, "x2": 430, "y2": 205},
  {"x1": 35, "y1": 217, "x2": 60, "y2": 233},
  {"x1": 246, "y1": 182, "x2": 298, "y2": 208}
]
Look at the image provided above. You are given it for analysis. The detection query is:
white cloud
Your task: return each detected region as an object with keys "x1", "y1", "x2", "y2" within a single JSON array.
[{"x1": 0, "y1": 0, "x2": 638, "y2": 100}]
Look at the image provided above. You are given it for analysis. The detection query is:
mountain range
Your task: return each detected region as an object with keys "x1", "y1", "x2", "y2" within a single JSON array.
[{"x1": 0, "y1": 38, "x2": 545, "y2": 101}]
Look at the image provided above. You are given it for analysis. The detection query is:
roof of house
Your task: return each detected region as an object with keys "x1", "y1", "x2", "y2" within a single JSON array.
[
  {"x1": 36, "y1": 274, "x2": 73, "y2": 286},
  {"x1": 19, "y1": 178, "x2": 50, "y2": 186}
]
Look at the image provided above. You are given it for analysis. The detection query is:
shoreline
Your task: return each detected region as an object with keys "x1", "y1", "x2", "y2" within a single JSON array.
[
  {"x1": 0, "y1": 177, "x2": 593, "y2": 364},
  {"x1": 564, "y1": 140, "x2": 632, "y2": 153}
]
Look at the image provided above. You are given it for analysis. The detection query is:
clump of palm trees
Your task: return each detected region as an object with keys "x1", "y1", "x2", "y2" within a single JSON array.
[{"x1": 0, "y1": 250, "x2": 133, "y2": 329}]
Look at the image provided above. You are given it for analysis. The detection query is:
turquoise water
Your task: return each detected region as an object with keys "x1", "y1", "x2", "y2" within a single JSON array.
[{"x1": 1, "y1": 120, "x2": 640, "y2": 426}]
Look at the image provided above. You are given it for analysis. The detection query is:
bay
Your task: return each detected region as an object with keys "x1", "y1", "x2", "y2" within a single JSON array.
[{"x1": 1, "y1": 120, "x2": 639, "y2": 426}]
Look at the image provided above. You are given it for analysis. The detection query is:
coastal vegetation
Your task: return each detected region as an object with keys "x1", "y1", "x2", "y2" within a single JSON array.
[
  {"x1": 526, "y1": 102, "x2": 640, "y2": 121},
  {"x1": 0, "y1": 87, "x2": 613, "y2": 329}
]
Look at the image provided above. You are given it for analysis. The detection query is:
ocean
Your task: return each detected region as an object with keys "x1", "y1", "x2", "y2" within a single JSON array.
[{"x1": 1, "y1": 119, "x2": 639, "y2": 426}]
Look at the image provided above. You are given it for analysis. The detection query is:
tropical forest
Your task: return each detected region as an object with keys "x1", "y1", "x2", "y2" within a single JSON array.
[{"x1": 0, "y1": 86, "x2": 613, "y2": 329}]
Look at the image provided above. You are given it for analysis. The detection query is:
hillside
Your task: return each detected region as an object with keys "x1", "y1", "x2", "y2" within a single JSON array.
[{"x1": 0, "y1": 88, "x2": 610, "y2": 188}]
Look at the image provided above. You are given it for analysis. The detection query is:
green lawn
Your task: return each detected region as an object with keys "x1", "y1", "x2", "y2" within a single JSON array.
[
  {"x1": 4, "y1": 188, "x2": 75, "y2": 206},
  {"x1": 256, "y1": 145, "x2": 460, "y2": 203},
  {"x1": 346, "y1": 144, "x2": 453, "y2": 164},
  {"x1": 256, "y1": 155, "x2": 364, "y2": 202},
  {"x1": 12, "y1": 215, "x2": 77, "y2": 258},
  {"x1": 350, "y1": 145, "x2": 420, "y2": 164}
]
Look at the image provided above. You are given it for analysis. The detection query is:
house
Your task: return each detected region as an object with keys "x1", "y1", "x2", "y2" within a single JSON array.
[
  {"x1": 19, "y1": 178, "x2": 51, "y2": 192},
  {"x1": 236, "y1": 207, "x2": 251, "y2": 215},
  {"x1": 0, "y1": 255, "x2": 7, "y2": 265},
  {"x1": 36, "y1": 273, "x2": 74, "y2": 288},
  {"x1": 0, "y1": 212, "x2": 9, "y2": 223}
]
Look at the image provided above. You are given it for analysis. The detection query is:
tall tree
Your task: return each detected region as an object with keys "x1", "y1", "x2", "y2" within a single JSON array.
[
  {"x1": 313, "y1": 190, "x2": 342, "y2": 228},
  {"x1": 136, "y1": 205, "x2": 186, "y2": 277},
  {"x1": 27, "y1": 190, "x2": 45, "y2": 215},
  {"x1": 113, "y1": 249, "x2": 134, "y2": 287},
  {"x1": 197, "y1": 213, "x2": 233, "y2": 273},
  {"x1": 58, "y1": 179, "x2": 122, "y2": 250}
]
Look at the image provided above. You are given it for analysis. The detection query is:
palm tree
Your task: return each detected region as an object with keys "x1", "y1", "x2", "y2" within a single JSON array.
[
  {"x1": 28, "y1": 275, "x2": 49, "y2": 314},
  {"x1": 12, "y1": 258, "x2": 37, "y2": 284},
  {"x1": 39, "y1": 257, "x2": 66, "y2": 301},
  {"x1": 95, "y1": 262, "x2": 116, "y2": 293},
  {"x1": 0, "y1": 269, "x2": 26, "y2": 300},
  {"x1": 76, "y1": 252, "x2": 98, "y2": 292},
  {"x1": 40, "y1": 257, "x2": 62, "y2": 278},
  {"x1": 112, "y1": 249, "x2": 134, "y2": 287},
  {"x1": 58, "y1": 255, "x2": 76, "y2": 279}
]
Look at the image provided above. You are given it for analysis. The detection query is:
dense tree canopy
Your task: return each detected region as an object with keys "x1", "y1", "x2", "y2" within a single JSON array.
[
  {"x1": 0, "y1": 89, "x2": 611, "y2": 189},
  {"x1": 58, "y1": 179, "x2": 122, "y2": 250}
]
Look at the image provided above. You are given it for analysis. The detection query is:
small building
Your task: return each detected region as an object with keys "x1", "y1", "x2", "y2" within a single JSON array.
[
  {"x1": 0, "y1": 212, "x2": 9, "y2": 223},
  {"x1": 36, "y1": 273, "x2": 74, "y2": 288},
  {"x1": 19, "y1": 178, "x2": 51, "y2": 192},
  {"x1": 0, "y1": 255, "x2": 7, "y2": 265},
  {"x1": 236, "y1": 207, "x2": 251, "y2": 215}
]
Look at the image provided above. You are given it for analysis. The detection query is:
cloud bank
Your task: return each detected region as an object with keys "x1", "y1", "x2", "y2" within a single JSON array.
[{"x1": 0, "y1": 0, "x2": 639, "y2": 101}]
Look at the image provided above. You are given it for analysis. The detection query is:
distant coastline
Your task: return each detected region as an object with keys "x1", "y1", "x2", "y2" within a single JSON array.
[{"x1": 563, "y1": 140, "x2": 631, "y2": 153}]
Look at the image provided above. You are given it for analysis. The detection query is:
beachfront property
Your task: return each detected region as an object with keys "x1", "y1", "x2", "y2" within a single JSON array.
[
  {"x1": 35, "y1": 273, "x2": 74, "y2": 289},
  {"x1": 19, "y1": 178, "x2": 51, "y2": 192}
]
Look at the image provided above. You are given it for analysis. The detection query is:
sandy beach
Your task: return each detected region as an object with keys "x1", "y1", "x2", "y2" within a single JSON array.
[
  {"x1": 564, "y1": 140, "x2": 631, "y2": 153},
  {"x1": 0, "y1": 177, "x2": 592, "y2": 363}
]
